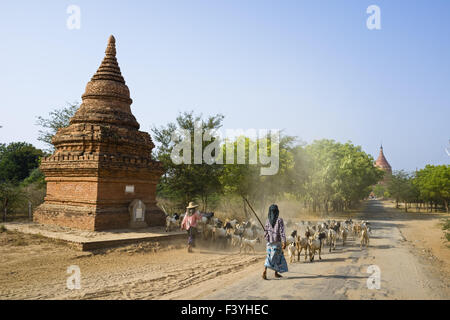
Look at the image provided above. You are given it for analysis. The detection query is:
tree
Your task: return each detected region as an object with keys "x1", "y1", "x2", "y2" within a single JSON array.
[
  {"x1": 303, "y1": 140, "x2": 383, "y2": 213},
  {"x1": 0, "y1": 182, "x2": 26, "y2": 222},
  {"x1": 414, "y1": 165, "x2": 450, "y2": 213},
  {"x1": 36, "y1": 103, "x2": 78, "y2": 151},
  {"x1": 387, "y1": 170, "x2": 413, "y2": 210},
  {"x1": 373, "y1": 184, "x2": 387, "y2": 198},
  {"x1": 152, "y1": 111, "x2": 225, "y2": 211},
  {"x1": 219, "y1": 133, "x2": 296, "y2": 219},
  {"x1": 0, "y1": 142, "x2": 44, "y2": 183}
]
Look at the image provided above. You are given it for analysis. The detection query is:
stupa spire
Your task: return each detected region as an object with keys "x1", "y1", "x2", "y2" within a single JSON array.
[
  {"x1": 375, "y1": 145, "x2": 392, "y2": 173},
  {"x1": 91, "y1": 34, "x2": 125, "y2": 83},
  {"x1": 70, "y1": 35, "x2": 138, "y2": 129}
]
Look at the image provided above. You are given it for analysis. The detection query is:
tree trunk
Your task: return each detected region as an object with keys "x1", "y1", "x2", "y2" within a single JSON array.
[{"x1": 243, "y1": 199, "x2": 249, "y2": 219}]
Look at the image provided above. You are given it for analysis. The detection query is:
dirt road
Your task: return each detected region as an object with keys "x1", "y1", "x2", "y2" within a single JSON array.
[
  {"x1": 1, "y1": 200, "x2": 449, "y2": 299},
  {"x1": 194, "y1": 201, "x2": 450, "y2": 300}
]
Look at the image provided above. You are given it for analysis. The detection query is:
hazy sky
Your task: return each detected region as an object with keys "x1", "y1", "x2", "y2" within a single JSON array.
[{"x1": 0, "y1": 0, "x2": 449, "y2": 171}]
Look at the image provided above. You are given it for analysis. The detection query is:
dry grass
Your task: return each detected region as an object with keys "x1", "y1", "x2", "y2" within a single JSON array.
[
  {"x1": 0, "y1": 229, "x2": 67, "y2": 247},
  {"x1": 442, "y1": 219, "x2": 450, "y2": 242}
]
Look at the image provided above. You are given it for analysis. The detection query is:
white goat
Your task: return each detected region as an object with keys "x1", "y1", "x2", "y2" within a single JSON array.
[
  {"x1": 240, "y1": 238, "x2": 260, "y2": 254},
  {"x1": 287, "y1": 242, "x2": 297, "y2": 263},
  {"x1": 165, "y1": 216, "x2": 180, "y2": 232}
]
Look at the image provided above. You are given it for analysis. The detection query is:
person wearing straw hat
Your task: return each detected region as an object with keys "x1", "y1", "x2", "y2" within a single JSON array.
[{"x1": 181, "y1": 201, "x2": 202, "y2": 253}]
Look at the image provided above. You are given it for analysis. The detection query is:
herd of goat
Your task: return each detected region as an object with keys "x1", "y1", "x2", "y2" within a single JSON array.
[{"x1": 165, "y1": 212, "x2": 371, "y2": 262}]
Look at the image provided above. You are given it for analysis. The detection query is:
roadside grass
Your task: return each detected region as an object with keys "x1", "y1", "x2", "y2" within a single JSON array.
[
  {"x1": 442, "y1": 219, "x2": 450, "y2": 242},
  {"x1": 0, "y1": 225, "x2": 6, "y2": 233}
]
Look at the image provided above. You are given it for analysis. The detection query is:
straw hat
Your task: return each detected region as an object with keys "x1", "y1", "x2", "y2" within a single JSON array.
[{"x1": 186, "y1": 202, "x2": 199, "y2": 209}]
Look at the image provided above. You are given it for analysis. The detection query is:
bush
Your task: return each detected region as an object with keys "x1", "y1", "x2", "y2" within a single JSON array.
[{"x1": 442, "y1": 219, "x2": 450, "y2": 231}]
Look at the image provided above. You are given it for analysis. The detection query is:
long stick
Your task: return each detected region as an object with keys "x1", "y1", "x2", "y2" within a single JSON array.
[
  {"x1": 242, "y1": 197, "x2": 265, "y2": 231},
  {"x1": 160, "y1": 204, "x2": 168, "y2": 216}
]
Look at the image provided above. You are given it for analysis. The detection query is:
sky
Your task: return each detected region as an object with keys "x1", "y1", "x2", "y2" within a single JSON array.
[{"x1": 0, "y1": 0, "x2": 449, "y2": 171}]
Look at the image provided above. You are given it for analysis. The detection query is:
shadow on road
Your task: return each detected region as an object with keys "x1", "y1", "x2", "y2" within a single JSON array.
[{"x1": 280, "y1": 273, "x2": 367, "y2": 280}]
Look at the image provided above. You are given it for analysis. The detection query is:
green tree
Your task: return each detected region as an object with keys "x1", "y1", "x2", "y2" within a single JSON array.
[
  {"x1": 0, "y1": 142, "x2": 44, "y2": 183},
  {"x1": 373, "y1": 184, "x2": 387, "y2": 198},
  {"x1": 303, "y1": 139, "x2": 383, "y2": 213},
  {"x1": 387, "y1": 170, "x2": 412, "y2": 210},
  {"x1": 21, "y1": 168, "x2": 46, "y2": 188},
  {"x1": 414, "y1": 165, "x2": 450, "y2": 213},
  {"x1": 151, "y1": 111, "x2": 225, "y2": 211},
  {"x1": 219, "y1": 134, "x2": 295, "y2": 217},
  {"x1": 0, "y1": 182, "x2": 26, "y2": 222},
  {"x1": 36, "y1": 103, "x2": 78, "y2": 151}
]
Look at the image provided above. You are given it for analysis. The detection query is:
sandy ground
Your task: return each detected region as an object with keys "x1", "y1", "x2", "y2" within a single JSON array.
[{"x1": 0, "y1": 200, "x2": 449, "y2": 300}]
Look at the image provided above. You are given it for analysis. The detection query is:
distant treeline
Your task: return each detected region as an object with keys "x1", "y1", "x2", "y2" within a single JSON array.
[
  {"x1": 152, "y1": 111, "x2": 384, "y2": 215},
  {"x1": 1, "y1": 107, "x2": 448, "y2": 222},
  {"x1": 374, "y1": 166, "x2": 450, "y2": 213}
]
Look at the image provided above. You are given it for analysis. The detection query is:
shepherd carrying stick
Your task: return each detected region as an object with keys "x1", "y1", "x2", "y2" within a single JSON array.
[{"x1": 262, "y1": 204, "x2": 288, "y2": 280}]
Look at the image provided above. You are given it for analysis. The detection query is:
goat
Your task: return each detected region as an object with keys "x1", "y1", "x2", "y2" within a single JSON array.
[
  {"x1": 240, "y1": 237, "x2": 260, "y2": 254},
  {"x1": 308, "y1": 232, "x2": 326, "y2": 262},
  {"x1": 286, "y1": 230, "x2": 297, "y2": 245},
  {"x1": 254, "y1": 228, "x2": 265, "y2": 242},
  {"x1": 296, "y1": 235, "x2": 310, "y2": 261},
  {"x1": 230, "y1": 232, "x2": 242, "y2": 248},
  {"x1": 225, "y1": 219, "x2": 239, "y2": 229},
  {"x1": 353, "y1": 224, "x2": 361, "y2": 237},
  {"x1": 201, "y1": 223, "x2": 214, "y2": 240},
  {"x1": 360, "y1": 226, "x2": 369, "y2": 248},
  {"x1": 340, "y1": 226, "x2": 348, "y2": 246},
  {"x1": 234, "y1": 225, "x2": 245, "y2": 237},
  {"x1": 212, "y1": 217, "x2": 223, "y2": 228},
  {"x1": 212, "y1": 226, "x2": 231, "y2": 249},
  {"x1": 212, "y1": 226, "x2": 230, "y2": 240},
  {"x1": 165, "y1": 214, "x2": 180, "y2": 232},
  {"x1": 287, "y1": 242, "x2": 297, "y2": 263},
  {"x1": 237, "y1": 223, "x2": 255, "y2": 239},
  {"x1": 327, "y1": 228, "x2": 337, "y2": 252}
]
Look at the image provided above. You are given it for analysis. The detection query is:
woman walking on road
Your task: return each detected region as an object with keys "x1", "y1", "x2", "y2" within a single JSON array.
[{"x1": 262, "y1": 204, "x2": 288, "y2": 280}]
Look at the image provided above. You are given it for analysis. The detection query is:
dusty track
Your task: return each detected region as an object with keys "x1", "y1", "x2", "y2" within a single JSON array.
[{"x1": 1, "y1": 200, "x2": 449, "y2": 299}]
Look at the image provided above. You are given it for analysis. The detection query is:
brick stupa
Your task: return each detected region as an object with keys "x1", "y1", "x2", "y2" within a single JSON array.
[
  {"x1": 34, "y1": 35, "x2": 165, "y2": 231},
  {"x1": 375, "y1": 145, "x2": 392, "y2": 184}
]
